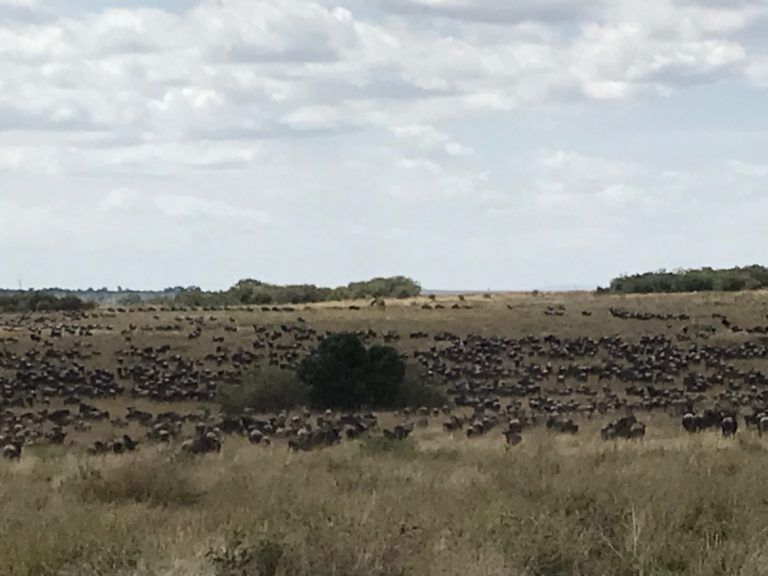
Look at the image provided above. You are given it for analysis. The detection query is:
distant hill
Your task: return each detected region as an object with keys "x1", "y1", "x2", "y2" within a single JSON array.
[
  {"x1": 534, "y1": 284, "x2": 596, "y2": 292},
  {"x1": 424, "y1": 285, "x2": 595, "y2": 294}
]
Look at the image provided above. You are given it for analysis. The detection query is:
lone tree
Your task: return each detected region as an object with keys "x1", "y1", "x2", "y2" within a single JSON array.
[{"x1": 298, "y1": 332, "x2": 406, "y2": 409}]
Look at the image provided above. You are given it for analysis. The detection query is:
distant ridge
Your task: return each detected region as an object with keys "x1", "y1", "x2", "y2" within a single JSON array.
[
  {"x1": 535, "y1": 284, "x2": 596, "y2": 292},
  {"x1": 424, "y1": 284, "x2": 595, "y2": 295}
]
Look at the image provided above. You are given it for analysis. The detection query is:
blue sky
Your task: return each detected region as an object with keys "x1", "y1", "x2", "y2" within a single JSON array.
[{"x1": 0, "y1": 0, "x2": 766, "y2": 290}]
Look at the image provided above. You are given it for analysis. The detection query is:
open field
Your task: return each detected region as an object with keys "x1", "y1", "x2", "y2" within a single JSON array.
[
  {"x1": 6, "y1": 424, "x2": 768, "y2": 576},
  {"x1": 3, "y1": 290, "x2": 768, "y2": 575}
]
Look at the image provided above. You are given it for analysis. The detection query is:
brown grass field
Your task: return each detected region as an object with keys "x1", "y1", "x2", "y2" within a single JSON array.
[{"x1": 3, "y1": 290, "x2": 768, "y2": 576}]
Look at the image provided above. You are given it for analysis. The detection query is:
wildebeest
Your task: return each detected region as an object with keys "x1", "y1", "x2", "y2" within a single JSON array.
[
  {"x1": 383, "y1": 423, "x2": 413, "y2": 441},
  {"x1": 5, "y1": 291, "x2": 768, "y2": 459},
  {"x1": 682, "y1": 412, "x2": 699, "y2": 433},
  {"x1": 182, "y1": 426, "x2": 222, "y2": 454},
  {"x1": 503, "y1": 428, "x2": 522, "y2": 446},
  {"x1": 2, "y1": 443, "x2": 21, "y2": 460},
  {"x1": 721, "y1": 416, "x2": 738, "y2": 438},
  {"x1": 601, "y1": 415, "x2": 646, "y2": 440},
  {"x1": 546, "y1": 415, "x2": 578, "y2": 434}
]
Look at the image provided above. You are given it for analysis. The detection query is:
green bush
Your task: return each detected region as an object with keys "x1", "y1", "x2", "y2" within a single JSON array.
[
  {"x1": 396, "y1": 374, "x2": 449, "y2": 409},
  {"x1": 297, "y1": 333, "x2": 446, "y2": 410},
  {"x1": 218, "y1": 367, "x2": 310, "y2": 413},
  {"x1": 299, "y1": 332, "x2": 375, "y2": 410},
  {"x1": 365, "y1": 345, "x2": 407, "y2": 407}
]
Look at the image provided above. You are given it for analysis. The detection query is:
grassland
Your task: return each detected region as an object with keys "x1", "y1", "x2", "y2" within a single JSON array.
[
  {"x1": 2, "y1": 290, "x2": 768, "y2": 576},
  {"x1": 5, "y1": 421, "x2": 768, "y2": 576}
]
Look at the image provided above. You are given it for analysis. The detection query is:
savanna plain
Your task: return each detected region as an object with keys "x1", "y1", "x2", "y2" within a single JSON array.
[{"x1": 3, "y1": 291, "x2": 768, "y2": 576}]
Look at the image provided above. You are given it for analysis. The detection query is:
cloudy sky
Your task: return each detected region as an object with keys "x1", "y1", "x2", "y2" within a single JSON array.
[{"x1": 1, "y1": 0, "x2": 766, "y2": 290}]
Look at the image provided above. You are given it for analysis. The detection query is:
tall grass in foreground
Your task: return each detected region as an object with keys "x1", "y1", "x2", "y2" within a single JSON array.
[{"x1": 2, "y1": 423, "x2": 768, "y2": 576}]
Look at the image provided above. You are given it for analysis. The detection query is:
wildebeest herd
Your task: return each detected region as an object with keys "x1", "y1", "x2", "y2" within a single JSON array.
[{"x1": 2, "y1": 294, "x2": 768, "y2": 460}]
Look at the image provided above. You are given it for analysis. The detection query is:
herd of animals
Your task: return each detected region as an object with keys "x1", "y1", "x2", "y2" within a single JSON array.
[{"x1": 1, "y1": 296, "x2": 768, "y2": 460}]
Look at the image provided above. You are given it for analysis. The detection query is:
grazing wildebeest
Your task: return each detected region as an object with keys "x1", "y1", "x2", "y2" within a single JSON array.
[
  {"x1": 601, "y1": 415, "x2": 646, "y2": 440},
  {"x1": 503, "y1": 428, "x2": 522, "y2": 446},
  {"x1": 546, "y1": 414, "x2": 578, "y2": 434},
  {"x1": 2, "y1": 443, "x2": 21, "y2": 460},
  {"x1": 383, "y1": 424, "x2": 413, "y2": 441},
  {"x1": 721, "y1": 416, "x2": 738, "y2": 438},
  {"x1": 682, "y1": 412, "x2": 698, "y2": 433},
  {"x1": 182, "y1": 426, "x2": 222, "y2": 454}
]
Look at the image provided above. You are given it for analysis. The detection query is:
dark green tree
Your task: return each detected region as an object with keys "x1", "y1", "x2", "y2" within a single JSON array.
[
  {"x1": 365, "y1": 344, "x2": 406, "y2": 407},
  {"x1": 298, "y1": 332, "x2": 406, "y2": 409}
]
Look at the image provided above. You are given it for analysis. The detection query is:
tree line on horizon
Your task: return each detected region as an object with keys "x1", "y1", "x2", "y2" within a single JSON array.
[
  {"x1": 604, "y1": 265, "x2": 768, "y2": 294},
  {"x1": 3, "y1": 266, "x2": 767, "y2": 312},
  {"x1": 174, "y1": 276, "x2": 422, "y2": 306},
  {"x1": 0, "y1": 292, "x2": 96, "y2": 313},
  {"x1": 0, "y1": 276, "x2": 422, "y2": 310}
]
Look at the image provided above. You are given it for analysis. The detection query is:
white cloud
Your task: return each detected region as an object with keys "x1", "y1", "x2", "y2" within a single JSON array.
[
  {"x1": 396, "y1": 157, "x2": 442, "y2": 173},
  {"x1": 382, "y1": 0, "x2": 605, "y2": 24},
  {"x1": 728, "y1": 160, "x2": 768, "y2": 179},
  {"x1": 153, "y1": 194, "x2": 273, "y2": 224},
  {"x1": 529, "y1": 150, "x2": 664, "y2": 213},
  {"x1": 392, "y1": 124, "x2": 473, "y2": 156},
  {"x1": 0, "y1": 0, "x2": 766, "y2": 289},
  {"x1": 0, "y1": 0, "x2": 763, "y2": 153},
  {"x1": 539, "y1": 150, "x2": 637, "y2": 184},
  {"x1": 99, "y1": 188, "x2": 142, "y2": 212},
  {"x1": 0, "y1": 0, "x2": 35, "y2": 5},
  {"x1": 747, "y1": 57, "x2": 768, "y2": 86},
  {"x1": 0, "y1": 145, "x2": 60, "y2": 173}
]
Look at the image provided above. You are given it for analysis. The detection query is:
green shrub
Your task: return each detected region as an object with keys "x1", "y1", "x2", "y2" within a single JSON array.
[
  {"x1": 299, "y1": 332, "x2": 374, "y2": 409},
  {"x1": 298, "y1": 332, "x2": 411, "y2": 409},
  {"x1": 218, "y1": 367, "x2": 310, "y2": 413},
  {"x1": 365, "y1": 345, "x2": 407, "y2": 407},
  {"x1": 297, "y1": 333, "x2": 446, "y2": 410},
  {"x1": 396, "y1": 375, "x2": 449, "y2": 409}
]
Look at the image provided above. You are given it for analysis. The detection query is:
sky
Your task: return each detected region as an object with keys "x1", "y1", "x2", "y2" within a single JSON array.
[{"x1": 0, "y1": 0, "x2": 766, "y2": 291}]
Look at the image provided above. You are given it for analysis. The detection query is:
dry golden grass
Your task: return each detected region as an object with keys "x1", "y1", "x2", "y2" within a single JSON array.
[
  {"x1": 3, "y1": 421, "x2": 768, "y2": 576},
  {"x1": 2, "y1": 290, "x2": 768, "y2": 575}
]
